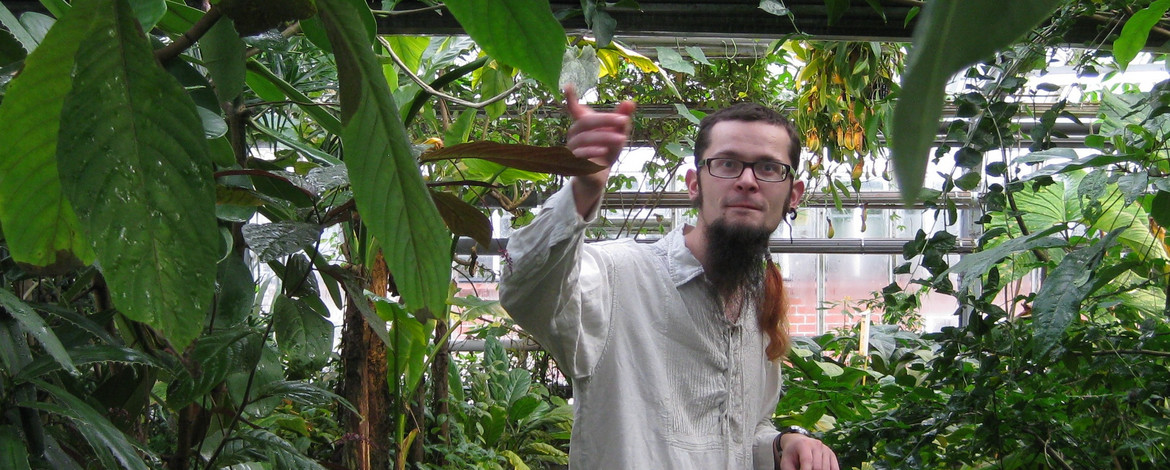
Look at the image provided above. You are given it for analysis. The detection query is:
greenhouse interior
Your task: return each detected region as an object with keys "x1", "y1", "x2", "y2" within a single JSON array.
[{"x1": 1, "y1": 0, "x2": 1168, "y2": 469}]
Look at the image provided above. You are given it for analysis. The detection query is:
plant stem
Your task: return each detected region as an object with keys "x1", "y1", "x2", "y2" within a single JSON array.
[{"x1": 155, "y1": 6, "x2": 224, "y2": 63}]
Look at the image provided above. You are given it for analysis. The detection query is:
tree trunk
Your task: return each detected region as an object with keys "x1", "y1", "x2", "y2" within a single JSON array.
[{"x1": 339, "y1": 253, "x2": 391, "y2": 470}]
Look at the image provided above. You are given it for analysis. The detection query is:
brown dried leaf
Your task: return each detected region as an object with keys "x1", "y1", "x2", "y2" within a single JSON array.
[
  {"x1": 430, "y1": 190, "x2": 492, "y2": 249},
  {"x1": 419, "y1": 141, "x2": 604, "y2": 176}
]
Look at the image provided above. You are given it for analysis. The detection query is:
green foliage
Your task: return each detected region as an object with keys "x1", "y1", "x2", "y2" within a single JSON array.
[
  {"x1": 2, "y1": 0, "x2": 1169, "y2": 468},
  {"x1": 427, "y1": 336, "x2": 571, "y2": 470},
  {"x1": 785, "y1": 50, "x2": 1170, "y2": 470},
  {"x1": 441, "y1": 0, "x2": 565, "y2": 91},
  {"x1": 891, "y1": 0, "x2": 1062, "y2": 202}
]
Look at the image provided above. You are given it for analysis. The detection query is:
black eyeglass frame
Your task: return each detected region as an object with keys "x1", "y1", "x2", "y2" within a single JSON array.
[{"x1": 698, "y1": 158, "x2": 795, "y2": 183}]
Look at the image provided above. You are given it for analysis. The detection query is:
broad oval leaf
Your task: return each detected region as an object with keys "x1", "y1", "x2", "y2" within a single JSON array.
[
  {"x1": 431, "y1": 190, "x2": 492, "y2": 249},
  {"x1": 377, "y1": 300, "x2": 429, "y2": 395},
  {"x1": 442, "y1": 0, "x2": 566, "y2": 90},
  {"x1": 560, "y1": 45, "x2": 601, "y2": 97},
  {"x1": 272, "y1": 294, "x2": 334, "y2": 371},
  {"x1": 242, "y1": 221, "x2": 323, "y2": 263},
  {"x1": 421, "y1": 141, "x2": 606, "y2": 176},
  {"x1": 655, "y1": 47, "x2": 695, "y2": 75},
  {"x1": 0, "y1": 0, "x2": 99, "y2": 273},
  {"x1": 320, "y1": 0, "x2": 452, "y2": 317},
  {"x1": 891, "y1": 0, "x2": 1062, "y2": 202},
  {"x1": 57, "y1": 0, "x2": 218, "y2": 350},
  {"x1": 1031, "y1": 229, "x2": 1125, "y2": 356}
]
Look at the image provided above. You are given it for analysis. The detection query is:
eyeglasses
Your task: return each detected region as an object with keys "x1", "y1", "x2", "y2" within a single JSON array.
[{"x1": 699, "y1": 158, "x2": 794, "y2": 182}]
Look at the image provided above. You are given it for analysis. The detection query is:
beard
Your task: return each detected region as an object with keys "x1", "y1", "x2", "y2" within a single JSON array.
[{"x1": 704, "y1": 217, "x2": 772, "y2": 300}]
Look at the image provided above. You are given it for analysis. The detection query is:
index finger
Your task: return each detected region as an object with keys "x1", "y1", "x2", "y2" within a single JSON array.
[{"x1": 564, "y1": 85, "x2": 590, "y2": 120}]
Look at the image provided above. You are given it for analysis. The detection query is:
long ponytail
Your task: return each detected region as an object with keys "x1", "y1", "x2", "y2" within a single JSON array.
[{"x1": 760, "y1": 259, "x2": 791, "y2": 361}]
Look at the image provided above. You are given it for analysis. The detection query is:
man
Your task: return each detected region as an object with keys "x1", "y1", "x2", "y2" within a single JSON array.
[{"x1": 500, "y1": 89, "x2": 839, "y2": 470}]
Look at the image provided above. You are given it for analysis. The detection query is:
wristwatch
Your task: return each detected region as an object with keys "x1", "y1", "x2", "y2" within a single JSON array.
[
  {"x1": 778, "y1": 425, "x2": 812, "y2": 438},
  {"x1": 774, "y1": 425, "x2": 813, "y2": 460}
]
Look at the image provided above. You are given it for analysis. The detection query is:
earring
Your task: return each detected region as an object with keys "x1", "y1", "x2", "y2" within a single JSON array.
[{"x1": 787, "y1": 208, "x2": 798, "y2": 220}]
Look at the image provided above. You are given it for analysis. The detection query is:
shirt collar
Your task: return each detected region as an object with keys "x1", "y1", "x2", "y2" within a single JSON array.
[{"x1": 660, "y1": 226, "x2": 705, "y2": 287}]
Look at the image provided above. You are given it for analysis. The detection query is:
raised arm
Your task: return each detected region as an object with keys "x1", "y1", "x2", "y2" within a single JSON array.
[
  {"x1": 498, "y1": 89, "x2": 636, "y2": 379},
  {"x1": 563, "y1": 86, "x2": 636, "y2": 218}
]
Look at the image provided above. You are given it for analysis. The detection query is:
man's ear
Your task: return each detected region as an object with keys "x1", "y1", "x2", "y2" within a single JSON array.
[
  {"x1": 685, "y1": 168, "x2": 701, "y2": 202},
  {"x1": 789, "y1": 179, "x2": 806, "y2": 210}
]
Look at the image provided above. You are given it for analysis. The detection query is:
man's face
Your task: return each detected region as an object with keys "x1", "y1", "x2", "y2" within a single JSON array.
[{"x1": 686, "y1": 120, "x2": 806, "y2": 234}]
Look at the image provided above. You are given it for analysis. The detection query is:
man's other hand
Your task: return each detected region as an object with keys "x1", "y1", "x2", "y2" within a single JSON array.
[{"x1": 777, "y1": 433, "x2": 839, "y2": 470}]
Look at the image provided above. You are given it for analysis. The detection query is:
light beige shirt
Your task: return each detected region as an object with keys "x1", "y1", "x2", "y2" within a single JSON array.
[{"x1": 500, "y1": 186, "x2": 783, "y2": 470}]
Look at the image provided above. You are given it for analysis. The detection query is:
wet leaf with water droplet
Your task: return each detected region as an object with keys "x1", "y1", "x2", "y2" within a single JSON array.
[
  {"x1": 56, "y1": 0, "x2": 218, "y2": 350},
  {"x1": 242, "y1": 221, "x2": 323, "y2": 262}
]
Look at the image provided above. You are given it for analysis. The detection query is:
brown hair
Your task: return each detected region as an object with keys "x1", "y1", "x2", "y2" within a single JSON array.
[
  {"x1": 761, "y1": 259, "x2": 791, "y2": 361},
  {"x1": 693, "y1": 103, "x2": 802, "y2": 172}
]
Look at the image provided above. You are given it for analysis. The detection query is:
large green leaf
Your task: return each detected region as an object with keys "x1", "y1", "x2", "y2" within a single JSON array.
[
  {"x1": 477, "y1": 61, "x2": 513, "y2": 119},
  {"x1": 319, "y1": 0, "x2": 451, "y2": 317},
  {"x1": 386, "y1": 35, "x2": 429, "y2": 75},
  {"x1": 0, "y1": 0, "x2": 97, "y2": 273},
  {"x1": 1061, "y1": 173, "x2": 1168, "y2": 262},
  {"x1": 442, "y1": 0, "x2": 566, "y2": 90},
  {"x1": 56, "y1": 0, "x2": 218, "y2": 350},
  {"x1": 0, "y1": 289, "x2": 76, "y2": 376},
  {"x1": 1113, "y1": 0, "x2": 1170, "y2": 71},
  {"x1": 241, "y1": 221, "x2": 323, "y2": 262},
  {"x1": 1031, "y1": 229, "x2": 1125, "y2": 356},
  {"x1": 214, "y1": 249, "x2": 257, "y2": 328},
  {"x1": 199, "y1": 16, "x2": 246, "y2": 102},
  {"x1": 891, "y1": 0, "x2": 1061, "y2": 202},
  {"x1": 25, "y1": 380, "x2": 152, "y2": 470},
  {"x1": 272, "y1": 294, "x2": 334, "y2": 370}
]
